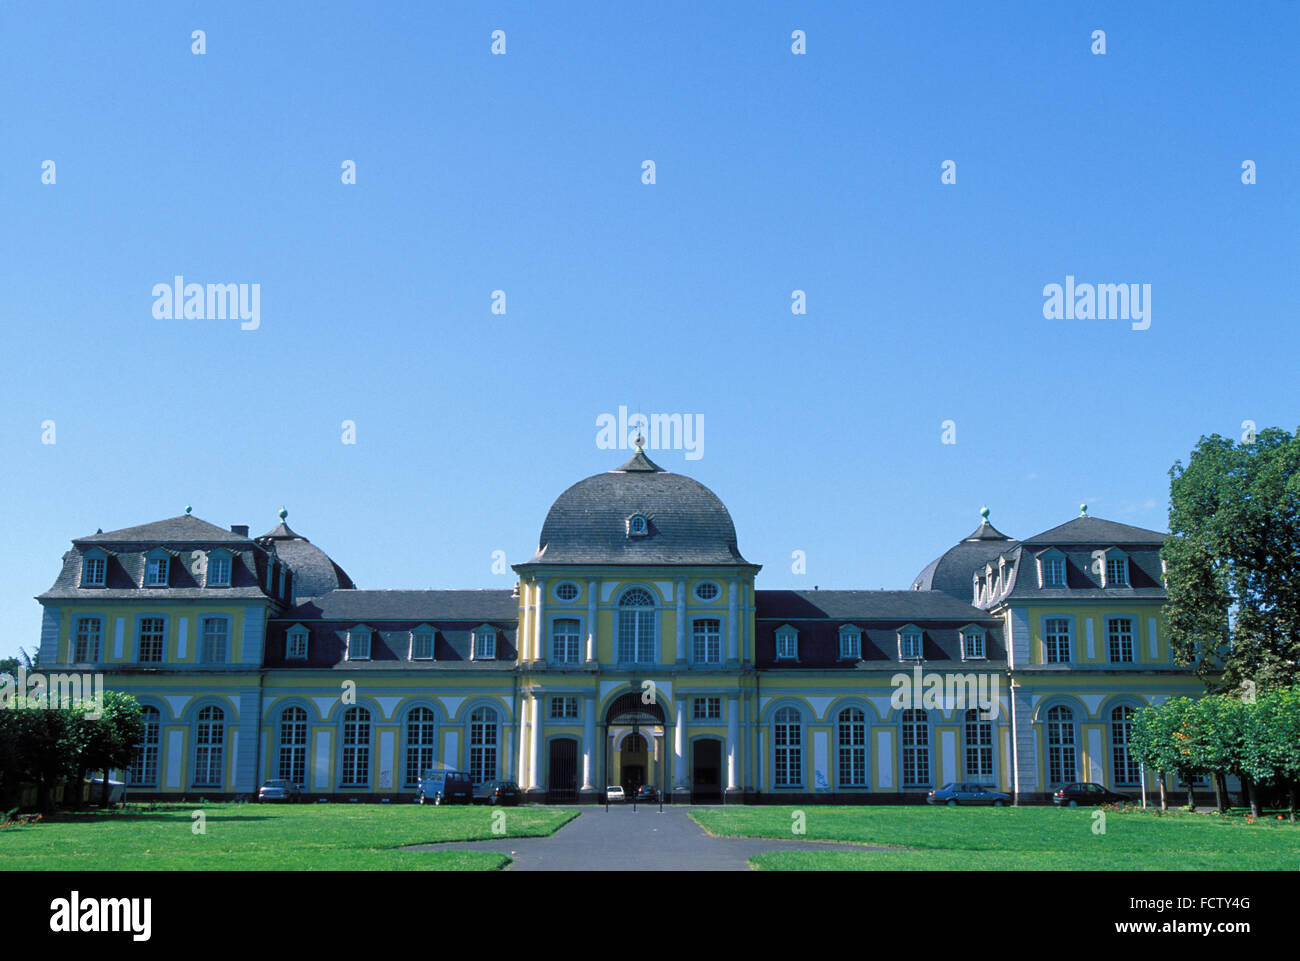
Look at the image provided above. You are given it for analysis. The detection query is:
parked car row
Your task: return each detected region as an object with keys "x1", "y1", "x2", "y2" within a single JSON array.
[
  {"x1": 604, "y1": 785, "x2": 660, "y2": 803},
  {"x1": 925, "y1": 781, "x2": 1134, "y2": 807}
]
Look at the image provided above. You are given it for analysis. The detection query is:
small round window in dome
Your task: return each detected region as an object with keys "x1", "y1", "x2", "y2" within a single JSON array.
[
  {"x1": 627, "y1": 514, "x2": 649, "y2": 537},
  {"x1": 554, "y1": 582, "x2": 579, "y2": 602},
  {"x1": 694, "y1": 581, "x2": 720, "y2": 602}
]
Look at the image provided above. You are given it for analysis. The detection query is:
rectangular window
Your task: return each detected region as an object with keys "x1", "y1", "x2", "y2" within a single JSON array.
[
  {"x1": 74, "y1": 617, "x2": 102, "y2": 662},
  {"x1": 349, "y1": 629, "x2": 371, "y2": 660},
  {"x1": 964, "y1": 714, "x2": 994, "y2": 780},
  {"x1": 692, "y1": 619, "x2": 721, "y2": 663},
  {"x1": 618, "y1": 610, "x2": 655, "y2": 663},
  {"x1": 1044, "y1": 557, "x2": 1065, "y2": 586},
  {"x1": 963, "y1": 632, "x2": 985, "y2": 659},
  {"x1": 839, "y1": 630, "x2": 861, "y2": 660},
  {"x1": 207, "y1": 555, "x2": 231, "y2": 587},
  {"x1": 901, "y1": 712, "x2": 929, "y2": 787},
  {"x1": 837, "y1": 711, "x2": 867, "y2": 787},
  {"x1": 145, "y1": 557, "x2": 169, "y2": 586},
  {"x1": 1107, "y1": 618, "x2": 1134, "y2": 663},
  {"x1": 1044, "y1": 618, "x2": 1072, "y2": 663},
  {"x1": 692, "y1": 696, "x2": 721, "y2": 720},
  {"x1": 1106, "y1": 558, "x2": 1128, "y2": 586},
  {"x1": 411, "y1": 631, "x2": 433, "y2": 660},
  {"x1": 551, "y1": 619, "x2": 580, "y2": 663},
  {"x1": 473, "y1": 630, "x2": 496, "y2": 660},
  {"x1": 550, "y1": 696, "x2": 579, "y2": 720},
  {"x1": 82, "y1": 556, "x2": 106, "y2": 586},
  {"x1": 201, "y1": 618, "x2": 228, "y2": 663},
  {"x1": 775, "y1": 631, "x2": 798, "y2": 660},
  {"x1": 288, "y1": 631, "x2": 309, "y2": 659},
  {"x1": 900, "y1": 632, "x2": 922, "y2": 659},
  {"x1": 138, "y1": 617, "x2": 165, "y2": 663}
]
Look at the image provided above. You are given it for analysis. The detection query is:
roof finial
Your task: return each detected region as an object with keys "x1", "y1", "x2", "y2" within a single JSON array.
[
  {"x1": 1080, "y1": 503, "x2": 1088, "y2": 517},
  {"x1": 980, "y1": 506, "x2": 990, "y2": 522},
  {"x1": 279, "y1": 507, "x2": 288, "y2": 522},
  {"x1": 184, "y1": 505, "x2": 192, "y2": 515},
  {"x1": 634, "y1": 429, "x2": 645, "y2": 451}
]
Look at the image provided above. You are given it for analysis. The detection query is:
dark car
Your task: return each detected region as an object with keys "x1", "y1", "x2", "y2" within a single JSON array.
[
  {"x1": 485, "y1": 780, "x2": 522, "y2": 806},
  {"x1": 926, "y1": 782, "x2": 1010, "y2": 806},
  {"x1": 416, "y1": 770, "x2": 474, "y2": 805},
  {"x1": 1052, "y1": 782, "x2": 1132, "y2": 806},
  {"x1": 258, "y1": 779, "x2": 303, "y2": 802},
  {"x1": 635, "y1": 784, "x2": 659, "y2": 803}
]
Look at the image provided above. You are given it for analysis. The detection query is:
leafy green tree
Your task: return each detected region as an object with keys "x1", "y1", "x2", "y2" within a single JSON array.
[
  {"x1": 1241, "y1": 686, "x2": 1300, "y2": 819},
  {"x1": 1165, "y1": 428, "x2": 1300, "y2": 692},
  {"x1": 1130, "y1": 698, "x2": 1207, "y2": 810},
  {"x1": 75, "y1": 691, "x2": 144, "y2": 807},
  {"x1": 1194, "y1": 694, "x2": 1246, "y2": 815},
  {"x1": 0, "y1": 702, "x2": 88, "y2": 811}
]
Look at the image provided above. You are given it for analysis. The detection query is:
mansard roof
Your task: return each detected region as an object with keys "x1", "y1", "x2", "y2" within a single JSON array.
[
  {"x1": 755, "y1": 589, "x2": 999, "y2": 622},
  {"x1": 1022, "y1": 515, "x2": 1166, "y2": 546},
  {"x1": 75, "y1": 513, "x2": 253, "y2": 545},
  {"x1": 282, "y1": 589, "x2": 518, "y2": 623}
]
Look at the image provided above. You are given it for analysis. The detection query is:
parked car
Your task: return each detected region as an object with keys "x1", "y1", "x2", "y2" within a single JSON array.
[
  {"x1": 85, "y1": 777, "x2": 128, "y2": 804},
  {"x1": 1052, "y1": 782, "x2": 1132, "y2": 806},
  {"x1": 635, "y1": 784, "x2": 659, "y2": 803},
  {"x1": 258, "y1": 779, "x2": 303, "y2": 802},
  {"x1": 416, "y1": 770, "x2": 474, "y2": 805},
  {"x1": 605, "y1": 785, "x2": 626, "y2": 803},
  {"x1": 927, "y1": 782, "x2": 1010, "y2": 806},
  {"x1": 485, "y1": 780, "x2": 522, "y2": 806}
]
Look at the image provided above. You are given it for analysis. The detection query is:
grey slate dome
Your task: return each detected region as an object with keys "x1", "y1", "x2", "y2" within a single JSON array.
[
  {"x1": 523, "y1": 449, "x2": 754, "y2": 567},
  {"x1": 258, "y1": 512, "x2": 356, "y2": 598},
  {"x1": 912, "y1": 510, "x2": 1017, "y2": 597}
]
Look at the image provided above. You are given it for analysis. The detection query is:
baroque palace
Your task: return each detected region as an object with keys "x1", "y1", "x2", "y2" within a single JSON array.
[{"x1": 35, "y1": 446, "x2": 1203, "y2": 803}]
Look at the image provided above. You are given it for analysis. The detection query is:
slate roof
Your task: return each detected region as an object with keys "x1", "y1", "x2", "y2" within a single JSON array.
[
  {"x1": 911, "y1": 512, "x2": 1019, "y2": 597},
  {"x1": 756, "y1": 590, "x2": 1000, "y2": 622},
  {"x1": 257, "y1": 516, "x2": 355, "y2": 598},
  {"x1": 283, "y1": 589, "x2": 518, "y2": 622},
  {"x1": 520, "y1": 450, "x2": 754, "y2": 567},
  {"x1": 1022, "y1": 515, "x2": 1166, "y2": 546},
  {"x1": 75, "y1": 514, "x2": 253, "y2": 545}
]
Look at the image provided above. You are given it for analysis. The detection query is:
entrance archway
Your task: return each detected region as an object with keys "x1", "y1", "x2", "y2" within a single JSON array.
[{"x1": 602, "y1": 691, "x2": 668, "y2": 803}]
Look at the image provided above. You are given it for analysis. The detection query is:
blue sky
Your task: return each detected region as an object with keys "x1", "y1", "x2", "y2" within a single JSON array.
[{"x1": 2, "y1": 2, "x2": 1297, "y2": 659}]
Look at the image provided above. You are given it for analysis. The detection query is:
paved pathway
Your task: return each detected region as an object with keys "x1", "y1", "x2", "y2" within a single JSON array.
[{"x1": 405, "y1": 805, "x2": 895, "y2": 870}]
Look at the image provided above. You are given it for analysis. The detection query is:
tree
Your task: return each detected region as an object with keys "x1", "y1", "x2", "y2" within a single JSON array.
[
  {"x1": 1241, "y1": 686, "x2": 1300, "y2": 820},
  {"x1": 74, "y1": 692, "x2": 145, "y2": 807},
  {"x1": 1130, "y1": 698, "x2": 1207, "y2": 810},
  {"x1": 1165, "y1": 428, "x2": 1300, "y2": 692},
  {"x1": 1195, "y1": 695, "x2": 1247, "y2": 815},
  {"x1": 0, "y1": 702, "x2": 88, "y2": 812}
]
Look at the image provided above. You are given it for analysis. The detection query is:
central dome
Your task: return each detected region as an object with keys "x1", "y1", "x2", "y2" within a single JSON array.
[{"x1": 524, "y1": 449, "x2": 753, "y2": 567}]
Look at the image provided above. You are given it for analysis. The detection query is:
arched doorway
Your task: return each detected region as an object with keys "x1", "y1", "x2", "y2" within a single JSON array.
[
  {"x1": 691, "y1": 738, "x2": 722, "y2": 803},
  {"x1": 603, "y1": 691, "x2": 667, "y2": 802},
  {"x1": 548, "y1": 737, "x2": 578, "y2": 802}
]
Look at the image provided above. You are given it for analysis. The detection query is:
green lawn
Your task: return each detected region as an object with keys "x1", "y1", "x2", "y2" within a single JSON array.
[
  {"x1": 690, "y1": 805, "x2": 1300, "y2": 870},
  {"x1": 0, "y1": 802, "x2": 578, "y2": 870}
]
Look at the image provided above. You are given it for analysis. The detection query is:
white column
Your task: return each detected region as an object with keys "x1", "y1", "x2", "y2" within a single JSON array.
[
  {"x1": 727, "y1": 695, "x2": 739, "y2": 791},
  {"x1": 582, "y1": 696, "x2": 596, "y2": 790},
  {"x1": 516, "y1": 699, "x2": 528, "y2": 784},
  {"x1": 528, "y1": 694, "x2": 543, "y2": 790},
  {"x1": 674, "y1": 699, "x2": 687, "y2": 789},
  {"x1": 520, "y1": 582, "x2": 533, "y2": 664},
  {"x1": 727, "y1": 581, "x2": 739, "y2": 662},
  {"x1": 534, "y1": 580, "x2": 547, "y2": 662},
  {"x1": 675, "y1": 579, "x2": 687, "y2": 665},
  {"x1": 585, "y1": 580, "x2": 598, "y2": 663}
]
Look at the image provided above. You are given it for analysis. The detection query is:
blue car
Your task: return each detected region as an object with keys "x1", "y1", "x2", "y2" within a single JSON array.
[{"x1": 927, "y1": 782, "x2": 1010, "y2": 806}]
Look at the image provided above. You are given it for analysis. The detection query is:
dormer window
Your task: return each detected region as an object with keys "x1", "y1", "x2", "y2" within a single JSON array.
[
  {"x1": 899, "y1": 627, "x2": 923, "y2": 660},
  {"x1": 145, "y1": 554, "x2": 170, "y2": 587},
  {"x1": 839, "y1": 625, "x2": 862, "y2": 660},
  {"x1": 472, "y1": 626, "x2": 497, "y2": 660},
  {"x1": 287, "y1": 626, "x2": 309, "y2": 660},
  {"x1": 207, "y1": 551, "x2": 232, "y2": 587},
  {"x1": 347, "y1": 626, "x2": 371, "y2": 660},
  {"x1": 82, "y1": 553, "x2": 107, "y2": 587},
  {"x1": 1037, "y1": 549, "x2": 1067, "y2": 588},
  {"x1": 961, "y1": 627, "x2": 986, "y2": 660},
  {"x1": 411, "y1": 626, "x2": 435, "y2": 660},
  {"x1": 627, "y1": 514, "x2": 649, "y2": 537},
  {"x1": 1105, "y1": 556, "x2": 1129, "y2": 587},
  {"x1": 775, "y1": 625, "x2": 799, "y2": 661}
]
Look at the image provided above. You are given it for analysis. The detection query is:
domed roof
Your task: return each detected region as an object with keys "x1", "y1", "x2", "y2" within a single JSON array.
[
  {"x1": 258, "y1": 511, "x2": 355, "y2": 598},
  {"x1": 912, "y1": 509, "x2": 1017, "y2": 597},
  {"x1": 523, "y1": 449, "x2": 754, "y2": 567}
]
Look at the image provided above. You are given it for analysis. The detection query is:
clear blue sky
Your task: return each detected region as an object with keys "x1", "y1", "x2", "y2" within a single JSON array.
[{"x1": 3, "y1": 2, "x2": 1297, "y2": 659}]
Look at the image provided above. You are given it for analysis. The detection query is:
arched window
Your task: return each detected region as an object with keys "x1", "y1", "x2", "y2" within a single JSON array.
[
  {"x1": 405, "y1": 707, "x2": 437, "y2": 787},
  {"x1": 128, "y1": 706, "x2": 161, "y2": 786},
  {"x1": 1046, "y1": 705, "x2": 1076, "y2": 785},
  {"x1": 468, "y1": 707, "x2": 499, "y2": 785},
  {"x1": 193, "y1": 706, "x2": 225, "y2": 787},
  {"x1": 341, "y1": 707, "x2": 371, "y2": 786},
  {"x1": 773, "y1": 707, "x2": 802, "y2": 788},
  {"x1": 964, "y1": 709, "x2": 993, "y2": 781},
  {"x1": 837, "y1": 707, "x2": 867, "y2": 787},
  {"x1": 901, "y1": 709, "x2": 930, "y2": 787},
  {"x1": 1110, "y1": 705, "x2": 1141, "y2": 785},
  {"x1": 623, "y1": 732, "x2": 647, "y2": 754},
  {"x1": 278, "y1": 706, "x2": 308, "y2": 786},
  {"x1": 618, "y1": 589, "x2": 656, "y2": 663}
]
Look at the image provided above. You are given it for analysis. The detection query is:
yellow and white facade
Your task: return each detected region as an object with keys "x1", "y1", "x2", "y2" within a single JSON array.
[{"x1": 35, "y1": 450, "x2": 1204, "y2": 803}]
